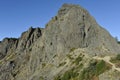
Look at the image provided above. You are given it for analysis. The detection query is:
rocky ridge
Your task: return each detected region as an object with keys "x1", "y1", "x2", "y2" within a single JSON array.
[{"x1": 0, "y1": 3, "x2": 120, "y2": 80}]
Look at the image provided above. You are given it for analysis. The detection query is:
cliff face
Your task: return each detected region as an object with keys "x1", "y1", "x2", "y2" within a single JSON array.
[
  {"x1": 0, "y1": 27, "x2": 43, "y2": 80},
  {"x1": 42, "y1": 4, "x2": 120, "y2": 57},
  {"x1": 0, "y1": 4, "x2": 120, "y2": 80}
]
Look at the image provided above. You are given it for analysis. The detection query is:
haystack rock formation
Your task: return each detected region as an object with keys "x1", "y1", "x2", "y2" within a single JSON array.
[{"x1": 0, "y1": 4, "x2": 120, "y2": 80}]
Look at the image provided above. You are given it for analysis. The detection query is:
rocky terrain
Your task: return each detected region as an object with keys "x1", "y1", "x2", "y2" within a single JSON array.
[{"x1": 0, "y1": 3, "x2": 120, "y2": 80}]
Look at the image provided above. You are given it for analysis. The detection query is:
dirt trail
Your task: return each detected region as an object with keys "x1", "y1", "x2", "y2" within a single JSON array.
[{"x1": 93, "y1": 56, "x2": 120, "y2": 72}]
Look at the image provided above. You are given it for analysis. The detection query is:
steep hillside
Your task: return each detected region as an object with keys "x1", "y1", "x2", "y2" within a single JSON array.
[{"x1": 0, "y1": 3, "x2": 120, "y2": 80}]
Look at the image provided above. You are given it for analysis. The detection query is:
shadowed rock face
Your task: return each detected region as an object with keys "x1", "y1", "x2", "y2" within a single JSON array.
[
  {"x1": 17, "y1": 27, "x2": 43, "y2": 51},
  {"x1": 0, "y1": 38, "x2": 18, "y2": 59},
  {"x1": 0, "y1": 3, "x2": 120, "y2": 80},
  {"x1": 0, "y1": 27, "x2": 43, "y2": 80},
  {"x1": 0, "y1": 27, "x2": 43, "y2": 58}
]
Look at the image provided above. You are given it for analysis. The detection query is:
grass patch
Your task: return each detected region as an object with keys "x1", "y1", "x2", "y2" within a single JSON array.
[
  {"x1": 54, "y1": 68, "x2": 79, "y2": 80},
  {"x1": 54, "y1": 57, "x2": 111, "y2": 80},
  {"x1": 80, "y1": 60, "x2": 110, "y2": 80},
  {"x1": 54, "y1": 60, "x2": 110, "y2": 80},
  {"x1": 95, "y1": 60, "x2": 110, "y2": 75}
]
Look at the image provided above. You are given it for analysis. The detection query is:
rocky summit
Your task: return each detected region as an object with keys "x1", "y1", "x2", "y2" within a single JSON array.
[{"x1": 0, "y1": 4, "x2": 120, "y2": 80}]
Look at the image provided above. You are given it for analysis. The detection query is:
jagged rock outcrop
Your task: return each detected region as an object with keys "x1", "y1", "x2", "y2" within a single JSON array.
[
  {"x1": 16, "y1": 27, "x2": 43, "y2": 51},
  {"x1": 0, "y1": 27, "x2": 43, "y2": 80},
  {"x1": 0, "y1": 38, "x2": 18, "y2": 59},
  {"x1": 0, "y1": 3, "x2": 120, "y2": 80}
]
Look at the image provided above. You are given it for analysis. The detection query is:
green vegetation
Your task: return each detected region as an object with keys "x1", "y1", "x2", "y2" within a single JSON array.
[
  {"x1": 55, "y1": 63, "x2": 83, "y2": 80},
  {"x1": 61, "y1": 69, "x2": 78, "y2": 80},
  {"x1": 54, "y1": 55, "x2": 111, "y2": 80},
  {"x1": 80, "y1": 60, "x2": 110, "y2": 80},
  {"x1": 110, "y1": 54, "x2": 120, "y2": 63},
  {"x1": 53, "y1": 54, "x2": 57, "y2": 58},
  {"x1": 95, "y1": 60, "x2": 109, "y2": 75},
  {"x1": 115, "y1": 37, "x2": 120, "y2": 44},
  {"x1": 55, "y1": 60, "x2": 110, "y2": 80},
  {"x1": 73, "y1": 56, "x2": 82, "y2": 65},
  {"x1": 39, "y1": 76, "x2": 44, "y2": 80},
  {"x1": 70, "y1": 48, "x2": 76, "y2": 52},
  {"x1": 116, "y1": 54, "x2": 120, "y2": 60},
  {"x1": 110, "y1": 54, "x2": 120, "y2": 68},
  {"x1": 77, "y1": 63, "x2": 83, "y2": 69},
  {"x1": 42, "y1": 63, "x2": 46, "y2": 68},
  {"x1": 118, "y1": 41, "x2": 120, "y2": 44},
  {"x1": 54, "y1": 68, "x2": 79, "y2": 80},
  {"x1": 58, "y1": 62, "x2": 66, "y2": 67},
  {"x1": 67, "y1": 54, "x2": 74, "y2": 60}
]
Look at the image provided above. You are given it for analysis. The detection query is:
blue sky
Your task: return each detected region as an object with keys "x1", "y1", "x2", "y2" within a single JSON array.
[{"x1": 0, "y1": 0, "x2": 120, "y2": 41}]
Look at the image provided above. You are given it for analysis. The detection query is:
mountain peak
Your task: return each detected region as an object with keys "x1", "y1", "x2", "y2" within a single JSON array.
[
  {"x1": 61, "y1": 3, "x2": 80, "y2": 7},
  {"x1": 0, "y1": 3, "x2": 120, "y2": 80},
  {"x1": 58, "y1": 3, "x2": 88, "y2": 17}
]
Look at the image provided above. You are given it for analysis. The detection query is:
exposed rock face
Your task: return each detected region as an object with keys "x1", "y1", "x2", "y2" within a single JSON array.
[
  {"x1": 0, "y1": 3, "x2": 120, "y2": 80},
  {"x1": 0, "y1": 38, "x2": 18, "y2": 59},
  {"x1": 41, "y1": 4, "x2": 120, "y2": 63},
  {"x1": 17, "y1": 27, "x2": 43, "y2": 51},
  {"x1": 0, "y1": 27, "x2": 43, "y2": 80}
]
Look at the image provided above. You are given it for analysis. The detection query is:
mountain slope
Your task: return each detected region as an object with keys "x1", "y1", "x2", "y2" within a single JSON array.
[{"x1": 0, "y1": 3, "x2": 120, "y2": 80}]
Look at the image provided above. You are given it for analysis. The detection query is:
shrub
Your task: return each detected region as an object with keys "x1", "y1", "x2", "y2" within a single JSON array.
[
  {"x1": 54, "y1": 68, "x2": 79, "y2": 80},
  {"x1": 42, "y1": 63, "x2": 46, "y2": 68},
  {"x1": 116, "y1": 54, "x2": 120, "y2": 60},
  {"x1": 74, "y1": 56, "x2": 82, "y2": 65},
  {"x1": 110, "y1": 54, "x2": 120, "y2": 63},
  {"x1": 95, "y1": 60, "x2": 108, "y2": 75},
  {"x1": 80, "y1": 60, "x2": 110, "y2": 80},
  {"x1": 67, "y1": 54, "x2": 74, "y2": 60},
  {"x1": 58, "y1": 62, "x2": 66, "y2": 67},
  {"x1": 61, "y1": 69, "x2": 79, "y2": 80},
  {"x1": 70, "y1": 48, "x2": 76, "y2": 52},
  {"x1": 39, "y1": 76, "x2": 44, "y2": 80}
]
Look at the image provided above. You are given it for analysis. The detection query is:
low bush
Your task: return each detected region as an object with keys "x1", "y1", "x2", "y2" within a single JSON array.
[
  {"x1": 70, "y1": 48, "x2": 76, "y2": 52},
  {"x1": 54, "y1": 68, "x2": 79, "y2": 80},
  {"x1": 73, "y1": 56, "x2": 82, "y2": 65},
  {"x1": 58, "y1": 62, "x2": 66, "y2": 67},
  {"x1": 80, "y1": 60, "x2": 110, "y2": 80},
  {"x1": 116, "y1": 54, "x2": 120, "y2": 60}
]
